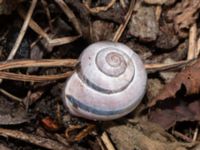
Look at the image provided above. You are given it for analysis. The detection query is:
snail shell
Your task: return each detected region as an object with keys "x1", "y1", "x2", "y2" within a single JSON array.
[{"x1": 63, "y1": 41, "x2": 147, "y2": 120}]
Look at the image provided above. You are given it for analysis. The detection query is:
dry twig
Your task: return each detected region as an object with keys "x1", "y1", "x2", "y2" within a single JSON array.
[
  {"x1": 0, "y1": 88, "x2": 22, "y2": 102},
  {"x1": 112, "y1": 0, "x2": 135, "y2": 42},
  {"x1": 18, "y1": 8, "x2": 80, "y2": 47},
  {"x1": 145, "y1": 59, "x2": 194, "y2": 73},
  {"x1": 84, "y1": 0, "x2": 116, "y2": 13},
  {"x1": 192, "y1": 126, "x2": 199, "y2": 142},
  {"x1": 7, "y1": 0, "x2": 38, "y2": 60},
  {"x1": 0, "y1": 128, "x2": 70, "y2": 150},
  {"x1": 172, "y1": 130, "x2": 193, "y2": 143},
  {"x1": 101, "y1": 132, "x2": 116, "y2": 150},
  {"x1": 187, "y1": 23, "x2": 197, "y2": 60}
]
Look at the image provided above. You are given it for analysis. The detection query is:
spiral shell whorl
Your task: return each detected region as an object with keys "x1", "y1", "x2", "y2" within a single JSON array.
[
  {"x1": 79, "y1": 42, "x2": 135, "y2": 93},
  {"x1": 96, "y1": 48, "x2": 128, "y2": 77},
  {"x1": 63, "y1": 41, "x2": 147, "y2": 120}
]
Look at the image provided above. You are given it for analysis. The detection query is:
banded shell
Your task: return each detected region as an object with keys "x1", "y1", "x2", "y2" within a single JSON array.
[{"x1": 63, "y1": 41, "x2": 147, "y2": 120}]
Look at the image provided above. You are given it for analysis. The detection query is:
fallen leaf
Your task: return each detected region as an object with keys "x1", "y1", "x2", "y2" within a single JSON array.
[
  {"x1": 149, "y1": 100, "x2": 200, "y2": 129},
  {"x1": 41, "y1": 116, "x2": 60, "y2": 131},
  {"x1": 0, "y1": 97, "x2": 30, "y2": 125},
  {"x1": 148, "y1": 59, "x2": 200, "y2": 107},
  {"x1": 148, "y1": 59, "x2": 200, "y2": 129},
  {"x1": 167, "y1": 0, "x2": 200, "y2": 37}
]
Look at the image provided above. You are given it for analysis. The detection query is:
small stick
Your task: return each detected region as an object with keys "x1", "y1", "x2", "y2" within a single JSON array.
[
  {"x1": 187, "y1": 23, "x2": 197, "y2": 60},
  {"x1": 155, "y1": 6, "x2": 162, "y2": 21},
  {"x1": 172, "y1": 130, "x2": 193, "y2": 143},
  {"x1": 0, "y1": 59, "x2": 78, "y2": 71},
  {"x1": 96, "y1": 136, "x2": 106, "y2": 150},
  {"x1": 192, "y1": 126, "x2": 199, "y2": 142},
  {"x1": 196, "y1": 37, "x2": 200, "y2": 58},
  {"x1": 112, "y1": 0, "x2": 135, "y2": 42},
  {"x1": 84, "y1": 0, "x2": 116, "y2": 13},
  {"x1": 145, "y1": 59, "x2": 194, "y2": 72},
  {"x1": 18, "y1": 8, "x2": 80, "y2": 47},
  {"x1": 0, "y1": 88, "x2": 22, "y2": 102},
  {"x1": 18, "y1": 8, "x2": 50, "y2": 41},
  {"x1": 101, "y1": 132, "x2": 116, "y2": 150},
  {"x1": 7, "y1": 0, "x2": 38, "y2": 60},
  {"x1": 0, "y1": 128, "x2": 70, "y2": 150}
]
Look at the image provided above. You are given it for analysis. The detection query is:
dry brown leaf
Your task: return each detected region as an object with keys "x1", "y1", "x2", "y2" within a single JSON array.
[
  {"x1": 149, "y1": 100, "x2": 200, "y2": 129},
  {"x1": 0, "y1": 96, "x2": 29, "y2": 125},
  {"x1": 148, "y1": 59, "x2": 200, "y2": 107},
  {"x1": 148, "y1": 59, "x2": 200, "y2": 129},
  {"x1": 167, "y1": 0, "x2": 200, "y2": 37}
]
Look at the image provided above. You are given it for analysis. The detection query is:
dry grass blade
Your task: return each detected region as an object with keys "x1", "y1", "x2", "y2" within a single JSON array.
[
  {"x1": 0, "y1": 128, "x2": 70, "y2": 150},
  {"x1": 0, "y1": 71, "x2": 73, "y2": 82},
  {"x1": 145, "y1": 59, "x2": 195, "y2": 73},
  {"x1": 18, "y1": 8, "x2": 49, "y2": 40},
  {"x1": 112, "y1": 0, "x2": 135, "y2": 42},
  {"x1": 48, "y1": 35, "x2": 81, "y2": 47},
  {"x1": 84, "y1": 0, "x2": 116, "y2": 13},
  {"x1": 7, "y1": 0, "x2": 38, "y2": 60},
  {"x1": 0, "y1": 59, "x2": 78, "y2": 71},
  {"x1": 18, "y1": 7, "x2": 80, "y2": 47}
]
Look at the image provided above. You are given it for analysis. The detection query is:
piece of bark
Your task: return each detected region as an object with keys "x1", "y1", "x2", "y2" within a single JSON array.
[{"x1": 128, "y1": 1, "x2": 159, "y2": 42}]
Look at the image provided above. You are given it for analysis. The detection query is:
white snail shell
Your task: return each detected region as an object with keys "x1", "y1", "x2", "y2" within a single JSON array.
[{"x1": 63, "y1": 41, "x2": 147, "y2": 121}]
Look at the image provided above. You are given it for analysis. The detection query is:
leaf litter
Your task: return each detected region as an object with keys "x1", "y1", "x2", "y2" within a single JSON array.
[{"x1": 0, "y1": 0, "x2": 200, "y2": 149}]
